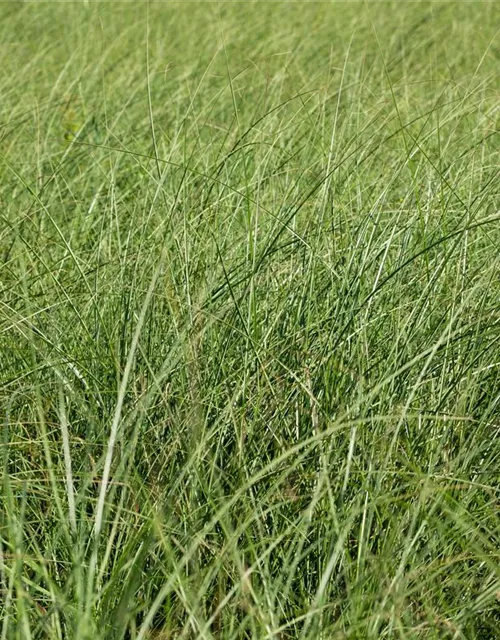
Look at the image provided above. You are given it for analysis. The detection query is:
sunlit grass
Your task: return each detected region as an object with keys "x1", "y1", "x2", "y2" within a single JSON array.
[{"x1": 1, "y1": 2, "x2": 499, "y2": 638}]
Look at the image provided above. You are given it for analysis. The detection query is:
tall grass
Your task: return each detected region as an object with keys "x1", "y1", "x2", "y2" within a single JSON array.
[{"x1": 1, "y1": 2, "x2": 499, "y2": 638}]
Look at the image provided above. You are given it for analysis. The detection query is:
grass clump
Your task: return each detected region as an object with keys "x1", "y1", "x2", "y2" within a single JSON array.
[{"x1": 1, "y1": 2, "x2": 499, "y2": 638}]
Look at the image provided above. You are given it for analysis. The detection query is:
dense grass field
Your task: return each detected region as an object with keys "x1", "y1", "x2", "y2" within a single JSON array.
[{"x1": 1, "y1": 2, "x2": 500, "y2": 638}]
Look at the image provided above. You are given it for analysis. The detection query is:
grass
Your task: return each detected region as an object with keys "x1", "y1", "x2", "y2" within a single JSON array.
[{"x1": 1, "y1": 1, "x2": 500, "y2": 638}]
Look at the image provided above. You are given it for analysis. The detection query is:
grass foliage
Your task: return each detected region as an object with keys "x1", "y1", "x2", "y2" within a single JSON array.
[{"x1": 1, "y1": 2, "x2": 500, "y2": 638}]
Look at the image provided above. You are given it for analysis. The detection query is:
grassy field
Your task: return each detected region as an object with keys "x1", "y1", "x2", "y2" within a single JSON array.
[{"x1": 1, "y1": 2, "x2": 500, "y2": 638}]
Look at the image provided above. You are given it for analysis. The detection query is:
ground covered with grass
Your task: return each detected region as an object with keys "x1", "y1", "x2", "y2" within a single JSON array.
[{"x1": 1, "y1": 2, "x2": 500, "y2": 638}]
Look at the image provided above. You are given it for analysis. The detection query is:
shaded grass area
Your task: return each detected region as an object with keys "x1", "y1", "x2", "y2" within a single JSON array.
[{"x1": 1, "y1": 2, "x2": 500, "y2": 638}]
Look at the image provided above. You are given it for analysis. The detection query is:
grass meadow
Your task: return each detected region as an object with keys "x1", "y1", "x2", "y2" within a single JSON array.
[{"x1": 1, "y1": 1, "x2": 500, "y2": 638}]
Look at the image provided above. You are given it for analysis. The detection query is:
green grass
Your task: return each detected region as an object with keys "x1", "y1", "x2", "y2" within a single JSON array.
[{"x1": 1, "y1": 1, "x2": 500, "y2": 638}]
